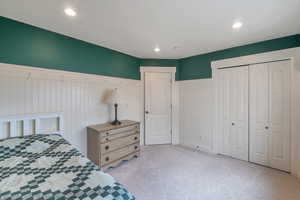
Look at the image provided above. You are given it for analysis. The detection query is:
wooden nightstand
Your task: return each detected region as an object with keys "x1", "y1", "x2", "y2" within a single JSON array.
[{"x1": 87, "y1": 120, "x2": 140, "y2": 170}]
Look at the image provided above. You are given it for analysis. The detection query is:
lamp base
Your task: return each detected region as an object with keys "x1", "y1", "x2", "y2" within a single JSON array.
[{"x1": 111, "y1": 120, "x2": 121, "y2": 125}]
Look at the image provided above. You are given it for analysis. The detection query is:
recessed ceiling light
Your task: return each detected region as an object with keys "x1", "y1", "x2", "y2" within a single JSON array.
[
  {"x1": 232, "y1": 21, "x2": 243, "y2": 29},
  {"x1": 154, "y1": 47, "x2": 160, "y2": 52},
  {"x1": 64, "y1": 8, "x2": 76, "y2": 17}
]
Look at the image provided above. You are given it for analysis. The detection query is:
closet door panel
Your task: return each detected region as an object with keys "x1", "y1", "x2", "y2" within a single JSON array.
[
  {"x1": 268, "y1": 60, "x2": 291, "y2": 172},
  {"x1": 219, "y1": 66, "x2": 248, "y2": 161},
  {"x1": 249, "y1": 63, "x2": 269, "y2": 165},
  {"x1": 229, "y1": 67, "x2": 249, "y2": 161},
  {"x1": 218, "y1": 69, "x2": 231, "y2": 156}
]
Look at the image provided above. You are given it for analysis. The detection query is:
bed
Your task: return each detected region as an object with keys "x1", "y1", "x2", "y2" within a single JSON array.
[{"x1": 0, "y1": 114, "x2": 135, "y2": 200}]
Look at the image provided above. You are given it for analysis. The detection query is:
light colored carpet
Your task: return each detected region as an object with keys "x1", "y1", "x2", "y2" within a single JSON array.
[{"x1": 108, "y1": 145, "x2": 300, "y2": 200}]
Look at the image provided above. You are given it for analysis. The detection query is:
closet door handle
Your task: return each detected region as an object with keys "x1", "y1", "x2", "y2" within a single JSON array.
[{"x1": 265, "y1": 126, "x2": 269, "y2": 130}]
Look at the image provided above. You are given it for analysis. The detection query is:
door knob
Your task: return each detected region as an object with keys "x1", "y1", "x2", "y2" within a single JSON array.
[
  {"x1": 232, "y1": 122, "x2": 235, "y2": 126},
  {"x1": 265, "y1": 126, "x2": 269, "y2": 130},
  {"x1": 145, "y1": 111, "x2": 149, "y2": 114}
]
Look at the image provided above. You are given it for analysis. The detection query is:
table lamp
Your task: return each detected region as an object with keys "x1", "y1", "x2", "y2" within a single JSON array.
[{"x1": 102, "y1": 88, "x2": 121, "y2": 125}]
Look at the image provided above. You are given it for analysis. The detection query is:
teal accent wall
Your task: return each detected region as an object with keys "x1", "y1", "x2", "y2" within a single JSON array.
[
  {"x1": 1, "y1": 17, "x2": 300, "y2": 81},
  {"x1": 0, "y1": 16, "x2": 140, "y2": 80},
  {"x1": 140, "y1": 59, "x2": 180, "y2": 80},
  {"x1": 179, "y1": 34, "x2": 300, "y2": 80}
]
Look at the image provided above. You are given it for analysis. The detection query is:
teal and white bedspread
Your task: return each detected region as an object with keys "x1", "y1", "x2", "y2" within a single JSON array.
[{"x1": 0, "y1": 134, "x2": 135, "y2": 200}]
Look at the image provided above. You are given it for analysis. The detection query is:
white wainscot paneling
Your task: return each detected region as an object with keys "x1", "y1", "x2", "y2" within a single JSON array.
[
  {"x1": 0, "y1": 63, "x2": 140, "y2": 155},
  {"x1": 179, "y1": 79, "x2": 214, "y2": 152}
]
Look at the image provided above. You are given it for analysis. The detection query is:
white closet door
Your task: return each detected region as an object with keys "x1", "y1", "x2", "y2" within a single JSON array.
[
  {"x1": 219, "y1": 69, "x2": 231, "y2": 156},
  {"x1": 268, "y1": 60, "x2": 291, "y2": 172},
  {"x1": 249, "y1": 60, "x2": 291, "y2": 172},
  {"x1": 219, "y1": 66, "x2": 249, "y2": 161},
  {"x1": 250, "y1": 63, "x2": 269, "y2": 165},
  {"x1": 229, "y1": 66, "x2": 249, "y2": 161},
  {"x1": 145, "y1": 72, "x2": 172, "y2": 145}
]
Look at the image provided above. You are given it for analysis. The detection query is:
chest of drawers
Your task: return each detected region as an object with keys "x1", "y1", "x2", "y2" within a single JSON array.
[{"x1": 87, "y1": 120, "x2": 140, "y2": 170}]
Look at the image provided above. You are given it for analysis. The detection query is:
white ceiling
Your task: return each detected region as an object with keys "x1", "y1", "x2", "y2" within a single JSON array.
[{"x1": 1, "y1": 0, "x2": 300, "y2": 59}]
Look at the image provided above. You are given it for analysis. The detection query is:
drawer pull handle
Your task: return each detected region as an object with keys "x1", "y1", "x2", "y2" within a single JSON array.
[
  {"x1": 135, "y1": 126, "x2": 138, "y2": 129},
  {"x1": 134, "y1": 146, "x2": 138, "y2": 150},
  {"x1": 106, "y1": 132, "x2": 109, "y2": 136},
  {"x1": 105, "y1": 145, "x2": 109, "y2": 150},
  {"x1": 106, "y1": 138, "x2": 109, "y2": 141},
  {"x1": 105, "y1": 157, "x2": 109, "y2": 161},
  {"x1": 134, "y1": 137, "x2": 138, "y2": 140}
]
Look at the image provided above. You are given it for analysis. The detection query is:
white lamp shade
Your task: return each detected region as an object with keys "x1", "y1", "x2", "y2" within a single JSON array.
[{"x1": 102, "y1": 88, "x2": 119, "y2": 104}]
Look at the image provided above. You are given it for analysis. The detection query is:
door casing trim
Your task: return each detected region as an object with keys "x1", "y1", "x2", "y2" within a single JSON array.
[
  {"x1": 140, "y1": 67, "x2": 178, "y2": 145},
  {"x1": 211, "y1": 47, "x2": 300, "y2": 178}
]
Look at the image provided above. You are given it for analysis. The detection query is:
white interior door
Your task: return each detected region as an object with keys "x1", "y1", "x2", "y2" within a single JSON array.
[
  {"x1": 249, "y1": 60, "x2": 291, "y2": 172},
  {"x1": 268, "y1": 60, "x2": 291, "y2": 172},
  {"x1": 219, "y1": 66, "x2": 249, "y2": 161},
  {"x1": 250, "y1": 63, "x2": 269, "y2": 165},
  {"x1": 145, "y1": 72, "x2": 172, "y2": 145}
]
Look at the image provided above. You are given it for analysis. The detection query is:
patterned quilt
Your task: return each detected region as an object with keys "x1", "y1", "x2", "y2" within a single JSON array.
[{"x1": 0, "y1": 134, "x2": 135, "y2": 200}]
